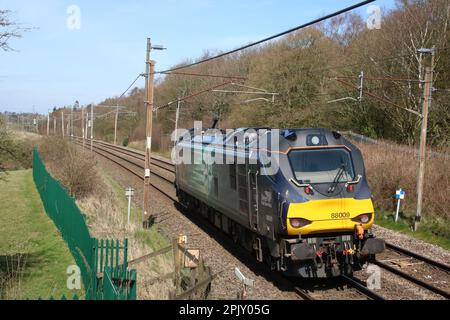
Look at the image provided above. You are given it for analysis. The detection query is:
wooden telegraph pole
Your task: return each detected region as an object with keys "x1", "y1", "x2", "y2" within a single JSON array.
[
  {"x1": 114, "y1": 103, "x2": 119, "y2": 145},
  {"x1": 414, "y1": 64, "x2": 434, "y2": 232},
  {"x1": 143, "y1": 38, "x2": 166, "y2": 228},
  {"x1": 53, "y1": 116, "x2": 56, "y2": 134},
  {"x1": 143, "y1": 38, "x2": 154, "y2": 228}
]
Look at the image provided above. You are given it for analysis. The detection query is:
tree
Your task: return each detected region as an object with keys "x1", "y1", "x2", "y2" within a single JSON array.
[
  {"x1": 90, "y1": 0, "x2": 450, "y2": 148},
  {"x1": 0, "y1": 10, "x2": 31, "y2": 51},
  {"x1": 0, "y1": 117, "x2": 16, "y2": 178}
]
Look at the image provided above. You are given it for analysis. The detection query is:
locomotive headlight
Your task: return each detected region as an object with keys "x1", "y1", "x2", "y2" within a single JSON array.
[
  {"x1": 311, "y1": 136, "x2": 320, "y2": 145},
  {"x1": 351, "y1": 213, "x2": 372, "y2": 224},
  {"x1": 290, "y1": 218, "x2": 312, "y2": 229}
]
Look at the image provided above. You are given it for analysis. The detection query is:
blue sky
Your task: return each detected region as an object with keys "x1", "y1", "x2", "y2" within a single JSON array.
[{"x1": 0, "y1": 0, "x2": 396, "y2": 114}]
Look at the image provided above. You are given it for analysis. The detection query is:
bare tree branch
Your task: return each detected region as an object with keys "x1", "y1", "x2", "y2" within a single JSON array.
[{"x1": 0, "y1": 10, "x2": 33, "y2": 52}]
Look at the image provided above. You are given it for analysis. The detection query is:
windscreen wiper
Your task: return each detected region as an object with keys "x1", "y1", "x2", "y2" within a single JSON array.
[{"x1": 328, "y1": 165, "x2": 345, "y2": 193}]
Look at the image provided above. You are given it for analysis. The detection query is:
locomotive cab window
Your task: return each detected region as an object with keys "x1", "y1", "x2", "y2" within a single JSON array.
[{"x1": 288, "y1": 148, "x2": 355, "y2": 184}]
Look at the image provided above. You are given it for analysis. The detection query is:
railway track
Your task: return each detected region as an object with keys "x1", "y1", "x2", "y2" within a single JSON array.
[
  {"x1": 341, "y1": 275, "x2": 385, "y2": 300},
  {"x1": 72, "y1": 137, "x2": 177, "y2": 201},
  {"x1": 374, "y1": 243, "x2": 450, "y2": 299},
  {"x1": 69, "y1": 137, "x2": 449, "y2": 300}
]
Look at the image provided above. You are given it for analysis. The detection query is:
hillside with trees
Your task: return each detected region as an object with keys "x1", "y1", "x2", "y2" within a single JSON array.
[{"x1": 49, "y1": 1, "x2": 449, "y2": 152}]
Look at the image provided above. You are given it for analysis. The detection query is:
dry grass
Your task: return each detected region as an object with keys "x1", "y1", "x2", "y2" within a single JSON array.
[
  {"x1": 77, "y1": 171, "x2": 174, "y2": 300},
  {"x1": 0, "y1": 251, "x2": 27, "y2": 300},
  {"x1": 39, "y1": 137, "x2": 174, "y2": 299},
  {"x1": 356, "y1": 141, "x2": 450, "y2": 220},
  {"x1": 11, "y1": 130, "x2": 41, "y2": 144},
  {"x1": 127, "y1": 140, "x2": 145, "y2": 151},
  {"x1": 39, "y1": 137, "x2": 100, "y2": 199}
]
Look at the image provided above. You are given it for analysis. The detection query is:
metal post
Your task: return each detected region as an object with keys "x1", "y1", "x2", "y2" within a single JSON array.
[
  {"x1": 128, "y1": 191, "x2": 132, "y2": 225},
  {"x1": 81, "y1": 106, "x2": 85, "y2": 148},
  {"x1": 85, "y1": 112, "x2": 88, "y2": 139},
  {"x1": 414, "y1": 66, "x2": 433, "y2": 232},
  {"x1": 125, "y1": 187, "x2": 134, "y2": 225},
  {"x1": 90, "y1": 104, "x2": 94, "y2": 152},
  {"x1": 143, "y1": 38, "x2": 155, "y2": 228},
  {"x1": 358, "y1": 71, "x2": 364, "y2": 102},
  {"x1": 395, "y1": 198, "x2": 401, "y2": 222},
  {"x1": 47, "y1": 111, "x2": 50, "y2": 136},
  {"x1": 174, "y1": 97, "x2": 181, "y2": 145},
  {"x1": 61, "y1": 112, "x2": 65, "y2": 137},
  {"x1": 71, "y1": 104, "x2": 74, "y2": 139},
  {"x1": 114, "y1": 103, "x2": 119, "y2": 145},
  {"x1": 234, "y1": 267, "x2": 254, "y2": 300}
]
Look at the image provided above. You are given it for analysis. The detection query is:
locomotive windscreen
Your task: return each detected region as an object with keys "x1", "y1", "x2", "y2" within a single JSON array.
[{"x1": 288, "y1": 148, "x2": 355, "y2": 184}]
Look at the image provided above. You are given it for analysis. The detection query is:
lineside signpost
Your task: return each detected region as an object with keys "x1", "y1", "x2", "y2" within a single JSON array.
[
  {"x1": 125, "y1": 187, "x2": 135, "y2": 225},
  {"x1": 395, "y1": 188, "x2": 405, "y2": 222}
]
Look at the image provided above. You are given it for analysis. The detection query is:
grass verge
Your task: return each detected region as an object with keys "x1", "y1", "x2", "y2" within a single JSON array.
[
  {"x1": 375, "y1": 208, "x2": 450, "y2": 250},
  {"x1": 101, "y1": 172, "x2": 169, "y2": 251},
  {"x1": 0, "y1": 170, "x2": 83, "y2": 299},
  {"x1": 77, "y1": 167, "x2": 174, "y2": 299}
]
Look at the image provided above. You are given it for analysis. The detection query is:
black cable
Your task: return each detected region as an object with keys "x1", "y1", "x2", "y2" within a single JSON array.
[
  {"x1": 157, "y1": 0, "x2": 376, "y2": 74},
  {"x1": 118, "y1": 73, "x2": 143, "y2": 99}
]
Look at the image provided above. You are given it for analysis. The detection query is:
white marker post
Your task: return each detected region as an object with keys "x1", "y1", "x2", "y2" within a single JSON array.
[
  {"x1": 234, "y1": 267, "x2": 254, "y2": 300},
  {"x1": 125, "y1": 187, "x2": 135, "y2": 225},
  {"x1": 395, "y1": 189, "x2": 406, "y2": 222}
]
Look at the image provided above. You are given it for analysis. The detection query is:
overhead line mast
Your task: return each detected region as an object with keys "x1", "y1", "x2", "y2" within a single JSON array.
[{"x1": 143, "y1": 38, "x2": 166, "y2": 229}]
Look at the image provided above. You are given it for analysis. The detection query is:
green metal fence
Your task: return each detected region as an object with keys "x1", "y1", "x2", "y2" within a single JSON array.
[{"x1": 32, "y1": 149, "x2": 137, "y2": 300}]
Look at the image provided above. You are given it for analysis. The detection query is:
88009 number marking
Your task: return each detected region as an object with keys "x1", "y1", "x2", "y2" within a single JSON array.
[{"x1": 330, "y1": 212, "x2": 350, "y2": 219}]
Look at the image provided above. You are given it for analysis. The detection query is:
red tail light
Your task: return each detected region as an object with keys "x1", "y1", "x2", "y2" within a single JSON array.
[
  {"x1": 347, "y1": 185, "x2": 354, "y2": 193},
  {"x1": 304, "y1": 186, "x2": 314, "y2": 195},
  {"x1": 290, "y1": 218, "x2": 312, "y2": 229}
]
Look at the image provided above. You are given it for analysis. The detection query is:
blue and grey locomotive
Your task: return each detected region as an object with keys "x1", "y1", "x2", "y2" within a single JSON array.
[{"x1": 173, "y1": 127, "x2": 385, "y2": 277}]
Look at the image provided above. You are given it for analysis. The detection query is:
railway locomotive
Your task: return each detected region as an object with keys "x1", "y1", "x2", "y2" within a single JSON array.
[{"x1": 173, "y1": 127, "x2": 385, "y2": 277}]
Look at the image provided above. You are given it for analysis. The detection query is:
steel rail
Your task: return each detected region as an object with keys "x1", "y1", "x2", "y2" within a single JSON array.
[
  {"x1": 89, "y1": 143, "x2": 174, "y2": 184},
  {"x1": 73, "y1": 136, "x2": 175, "y2": 172},
  {"x1": 385, "y1": 242, "x2": 450, "y2": 273},
  {"x1": 341, "y1": 275, "x2": 386, "y2": 300},
  {"x1": 91, "y1": 141, "x2": 175, "y2": 178},
  {"x1": 374, "y1": 259, "x2": 450, "y2": 299},
  {"x1": 72, "y1": 139, "x2": 177, "y2": 202},
  {"x1": 294, "y1": 287, "x2": 315, "y2": 300},
  {"x1": 72, "y1": 137, "x2": 175, "y2": 179}
]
